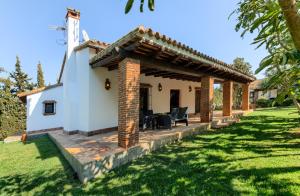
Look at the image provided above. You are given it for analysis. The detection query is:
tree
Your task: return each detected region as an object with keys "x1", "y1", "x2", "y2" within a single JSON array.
[
  {"x1": 213, "y1": 87, "x2": 223, "y2": 110},
  {"x1": 0, "y1": 68, "x2": 26, "y2": 140},
  {"x1": 125, "y1": 0, "x2": 155, "y2": 13},
  {"x1": 37, "y1": 61, "x2": 45, "y2": 88},
  {"x1": 10, "y1": 56, "x2": 33, "y2": 94},
  {"x1": 124, "y1": 0, "x2": 300, "y2": 54},
  {"x1": 233, "y1": 0, "x2": 300, "y2": 112},
  {"x1": 232, "y1": 58, "x2": 253, "y2": 109},
  {"x1": 278, "y1": 0, "x2": 300, "y2": 52},
  {"x1": 124, "y1": 1, "x2": 300, "y2": 110}
]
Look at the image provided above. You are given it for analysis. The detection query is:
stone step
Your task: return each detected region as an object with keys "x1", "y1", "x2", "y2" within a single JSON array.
[
  {"x1": 3, "y1": 135, "x2": 22, "y2": 143},
  {"x1": 227, "y1": 120, "x2": 238, "y2": 125},
  {"x1": 211, "y1": 119, "x2": 222, "y2": 126},
  {"x1": 212, "y1": 122, "x2": 229, "y2": 129}
]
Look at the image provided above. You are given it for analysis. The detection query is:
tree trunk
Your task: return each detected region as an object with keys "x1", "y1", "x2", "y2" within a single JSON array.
[
  {"x1": 289, "y1": 93, "x2": 300, "y2": 112},
  {"x1": 278, "y1": 0, "x2": 300, "y2": 51}
]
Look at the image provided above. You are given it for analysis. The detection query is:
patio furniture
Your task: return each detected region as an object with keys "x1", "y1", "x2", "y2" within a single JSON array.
[
  {"x1": 155, "y1": 114, "x2": 172, "y2": 130},
  {"x1": 169, "y1": 107, "x2": 189, "y2": 126},
  {"x1": 139, "y1": 110, "x2": 154, "y2": 131}
]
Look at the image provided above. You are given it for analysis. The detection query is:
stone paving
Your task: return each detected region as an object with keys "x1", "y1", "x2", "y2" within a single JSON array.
[{"x1": 48, "y1": 110, "x2": 246, "y2": 183}]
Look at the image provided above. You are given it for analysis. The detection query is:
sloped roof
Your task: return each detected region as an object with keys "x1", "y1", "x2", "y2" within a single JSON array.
[
  {"x1": 74, "y1": 39, "x2": 109, "y2": 51},
  {"x1": 17, "y1": 83, "x2": 63, "y2": 98},
  {"x1": 90, "y1": 26, "x2": 255, "y2": 82}
]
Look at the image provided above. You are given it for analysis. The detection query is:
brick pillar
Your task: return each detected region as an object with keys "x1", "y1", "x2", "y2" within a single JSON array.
[
  {"x1": 242, "y1": 83, "x2": 250, "y2": 111},
  {"x1": 118, "y1": 58, "x2": 140, "y2": 148},
  {"x1": 200, "y1": 76, "x2": 214, "y2": 122},
  {"x1": 223, "y1": 80, "x2": 233, "y2": 116}
]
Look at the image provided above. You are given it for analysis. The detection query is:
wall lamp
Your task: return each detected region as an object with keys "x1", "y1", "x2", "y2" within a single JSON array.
[
  {"x1": 105, "y1": 78, "x2": 111, "y2": 90},
  {"x1": 158, "y1": 83, "x2": 162, "y2": 92}
]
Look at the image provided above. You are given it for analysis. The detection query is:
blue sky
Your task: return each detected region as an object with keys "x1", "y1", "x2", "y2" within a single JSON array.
[{"x1": 0, "y1": 0, "x2": 267, "y2": 84}]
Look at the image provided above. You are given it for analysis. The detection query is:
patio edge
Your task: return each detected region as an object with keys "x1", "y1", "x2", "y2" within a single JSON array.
[{"x1": 49, "y1": 123, "x2": 211, "y2": 183}]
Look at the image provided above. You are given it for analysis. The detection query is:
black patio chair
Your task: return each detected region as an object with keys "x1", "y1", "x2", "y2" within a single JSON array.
[
  {"x1": 139, "y1": 110, "x2": 154, "y2": 131},
  {"x1": 169, "y1": 107, "x2": 189, "y2": 126}
]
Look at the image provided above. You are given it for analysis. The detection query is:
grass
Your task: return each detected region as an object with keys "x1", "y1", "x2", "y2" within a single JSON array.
[{"x1": 0, "y1": 107, "x2": 300, "y2": 195}]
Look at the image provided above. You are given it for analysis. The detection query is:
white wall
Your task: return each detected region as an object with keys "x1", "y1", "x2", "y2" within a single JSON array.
[
  {"x1": 141, "y1": 75, "x2": 200, "y2": 114},
  {"x1": 63, "y1": 10, "x2": 81, "y2": 132},
  {"x1": 26, "y1": 86, "x2": 63, "y2": 132},
  {"x1": 63, "y1": 50, "x2": 80, "y2": 132},
  {"x1": 63, "y1": 48, "x2": 93, "y2": 132},
  {"x1": 88, "y1": 67, "x2": 119, "y2": 131},
  {"x1": 62, "y1": 48, "x2": 201, "y2": 132},
  {"x1": 87, "y1": 68, "x2": 201, "y2": 131},
  {"x1": 257, "y1": 89, "x2": 277, "y2": 100},
  {"x1": 62, "y1": 47, "x2": 119, "y2": 133},
  {"x1": 77, "y1": 48, "x2": 91, "y2": 132}
]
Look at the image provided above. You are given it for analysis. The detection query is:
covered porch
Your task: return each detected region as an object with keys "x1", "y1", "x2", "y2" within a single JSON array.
[{"x1": 89, "y1": 26, "x2": 255, "y2": 149}]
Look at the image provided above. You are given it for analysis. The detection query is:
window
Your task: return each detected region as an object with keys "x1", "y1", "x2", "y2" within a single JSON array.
[{"x1": 43, "y1": 100, "x2": 56, "y2": 115}]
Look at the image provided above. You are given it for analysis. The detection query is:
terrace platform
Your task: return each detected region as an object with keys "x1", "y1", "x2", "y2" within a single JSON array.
[{"x1": 48, "y1": 110, "x2": 247, "y2": 183}]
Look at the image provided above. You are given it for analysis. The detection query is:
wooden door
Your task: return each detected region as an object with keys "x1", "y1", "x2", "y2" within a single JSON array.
[
  {"x1": 140, "y1": 87, "x2": 149, "y2": 112},
  {"x1": 170, "y1": 90, "x2": 180, "y2": 111},
  {"x1": 195, "y1": 89, "x2": 201, "y2": 113}
]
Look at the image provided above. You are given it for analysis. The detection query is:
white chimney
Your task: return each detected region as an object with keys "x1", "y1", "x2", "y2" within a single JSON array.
[{"x1": 65, "y1": 8, "x2": 80, "y2": 58}]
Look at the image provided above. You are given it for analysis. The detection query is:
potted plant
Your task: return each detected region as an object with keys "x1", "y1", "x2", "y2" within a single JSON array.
[{"x1": 21, "y1": 130, "x2": 27, "y2": 143}]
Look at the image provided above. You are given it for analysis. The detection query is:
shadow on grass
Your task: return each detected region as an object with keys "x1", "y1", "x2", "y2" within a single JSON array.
[
  {"x1": 81, "y1": 110, "x2": 300, "y2": 195},
  {"x1": 0, "y1": 136, "x2": 79, "y2": 195},
  {"x1": 1, "y1": 109, "x2": 299, "y2": 195},
  {"x1": 0, "y1": 170, "x2": 78, "y2": 195}
]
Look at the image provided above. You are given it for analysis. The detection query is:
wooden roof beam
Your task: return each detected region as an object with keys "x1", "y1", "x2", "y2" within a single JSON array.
[
  {"x1": 160, "y1": 73, "x2": 180, "y2": 77},
  {"x1": 146, "y1": 71, "x2": 168, "y2": 76},
  {"x1": 171, "y1": 55, "x2": 181, "y2": 64},
  {"x1": 183, "y1": 62, "x2": 194, "y2": 68}
]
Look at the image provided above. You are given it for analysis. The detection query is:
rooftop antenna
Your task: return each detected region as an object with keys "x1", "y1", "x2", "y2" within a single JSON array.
[
  {"x1": 49, "y1": 21, "x2": 67, "y2": 46},
  {"x1": 82, "y1": 30, "x2": 90, "y2": 42}
]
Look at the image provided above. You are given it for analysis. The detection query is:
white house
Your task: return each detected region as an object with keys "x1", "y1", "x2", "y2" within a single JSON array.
[
  {"x1": 249, "y1": 79, "x2": 278, "y2": 104},
  {"x1": 18, "y1": 8, "x2": 254, "y2": 149}
]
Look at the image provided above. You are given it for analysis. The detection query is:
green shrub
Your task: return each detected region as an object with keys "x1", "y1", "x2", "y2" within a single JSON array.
[
  {"x1": 256, "y1": 98, "x2": 272, "y2": 108},
  {"x1": 0, "y1": 91, "x2": 26, "y2": 140},
  {"x1": 281, "y1": 98, "x2": 294, "y2": 107}
]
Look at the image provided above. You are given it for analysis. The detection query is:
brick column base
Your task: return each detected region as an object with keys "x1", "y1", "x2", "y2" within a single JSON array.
[
  {"x1": 118, "y1": 58, "x2": 140, "y2": 148},
  {"x1": 223, "y1": 80, "x2": 233, "y2": 116},
  {"x1": 200, "y1": 76, "x2": 214, "y2": 122},
  {"x1": 242, "y1": 83, "x2": 250, "y2": 111}
]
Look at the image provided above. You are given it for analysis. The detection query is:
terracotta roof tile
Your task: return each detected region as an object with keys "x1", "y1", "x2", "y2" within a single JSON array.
[
  {"x1": 17, "y1": 83, "x2": 63, "y2": 98},
  {"x1": 90, "y1": 25, "x2": 255, "y2": 81}
]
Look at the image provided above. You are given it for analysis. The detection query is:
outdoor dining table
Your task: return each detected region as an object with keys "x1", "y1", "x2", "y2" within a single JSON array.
[{"x1": 152, "y1": 113, "x2": 172, "y2": 130}]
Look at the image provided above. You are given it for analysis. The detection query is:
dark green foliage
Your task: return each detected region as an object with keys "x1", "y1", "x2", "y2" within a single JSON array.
[
  {"x1": 256, "y1": 98, "x2": 272, "y2": 108},
  {"x1": 10, "y1": 56, "x2": 33, "y2": 94},
  {"x1": 213, "y1": 87, "x2": 223, "y2": 110},
  {"x1": 0, "y1": 89, "x2": 26, "y2": 140},
  {"x1": 273, "y1": 98, "x2": 295, "y2": 107},
  {"x1": 37, "y1": 62, "x2": 45, "y2": 88},
  {"x1": 232, "y1": 57, "x2": 253, "y2": 75},
  {"x1": 233, "y1": 0, "x2": 300, "y2": 112},
  {"x1": 280, "y1": 98, "x2": 294, "y2": 106},
  {"x1": 0, "y1": 66, "x2": 26, "y2": 140},
  {"x1": 125, "y1": 0, "x2": 155, "y2": 14},
  {"x1": 232, "y1": 57, "x2": 253, "y2": 109},
  {"x1": 0, "y1": 108, "x2": 299, "y2": 195}
]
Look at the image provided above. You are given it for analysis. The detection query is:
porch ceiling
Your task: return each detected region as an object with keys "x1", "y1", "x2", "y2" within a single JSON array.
[{"x1": 89, "y1": 26, "x2": 255, "y2": 83}]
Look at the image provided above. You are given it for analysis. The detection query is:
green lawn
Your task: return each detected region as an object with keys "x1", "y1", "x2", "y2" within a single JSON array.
[{"x1": 0, "y1": 107, "x2": 300, "y2": 195}]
